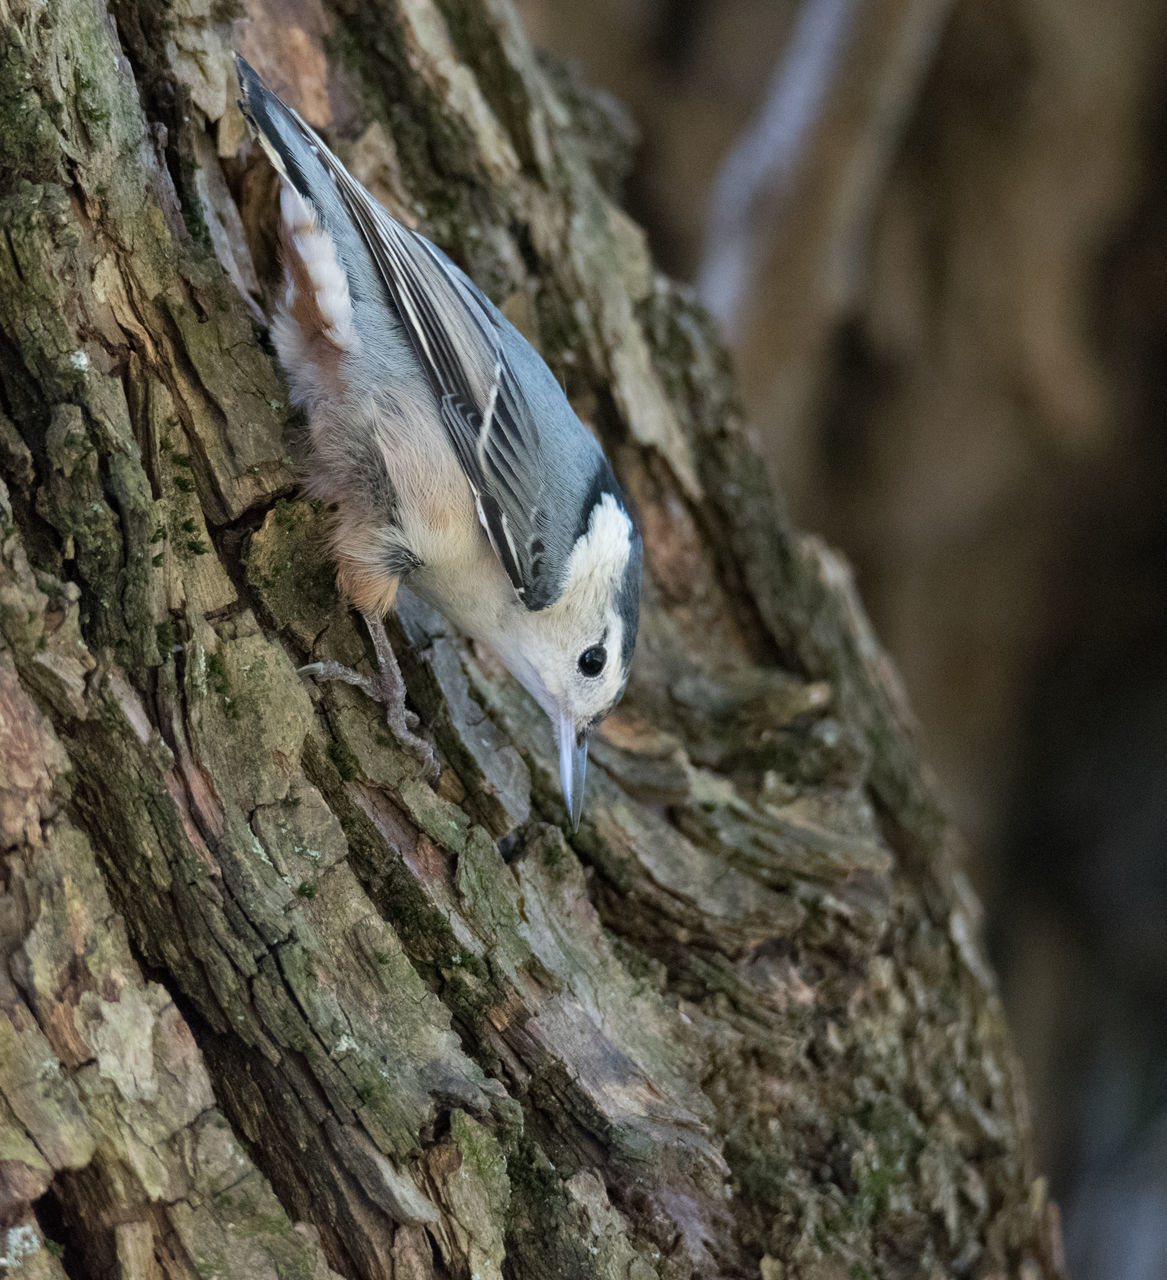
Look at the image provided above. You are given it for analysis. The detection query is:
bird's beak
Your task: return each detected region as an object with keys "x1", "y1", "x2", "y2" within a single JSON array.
[{"x1": 557, "y1": 714, "x2": 588, "y2": 831}]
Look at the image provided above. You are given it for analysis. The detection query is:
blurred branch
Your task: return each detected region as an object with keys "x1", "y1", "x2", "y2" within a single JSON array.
[{"x1": 698, "y1": 0, "x2": 953, "y2": 426}]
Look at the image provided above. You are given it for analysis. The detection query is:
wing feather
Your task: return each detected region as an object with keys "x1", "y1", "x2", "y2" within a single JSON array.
[
  {"x1": 237, "y1": 59, "x2": 616, "y2": 609},
  {"x1": 299, "y1": 141, "x2": 545, "y2": 593}
]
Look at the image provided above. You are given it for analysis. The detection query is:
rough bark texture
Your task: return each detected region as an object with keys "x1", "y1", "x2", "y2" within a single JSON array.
[{"x1": 0, "y1": 0, "x2": 1063, "y2": 1277}]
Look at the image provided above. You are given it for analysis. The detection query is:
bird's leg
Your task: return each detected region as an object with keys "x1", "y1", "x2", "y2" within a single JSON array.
[{"x1": 300, "y1": 611, "x2": 437, "y2": 777}]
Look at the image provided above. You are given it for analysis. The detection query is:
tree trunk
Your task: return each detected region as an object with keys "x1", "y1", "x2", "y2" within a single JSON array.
[{"x1": 0, "y1": 0, "x2": 1064, "y2": 1277}]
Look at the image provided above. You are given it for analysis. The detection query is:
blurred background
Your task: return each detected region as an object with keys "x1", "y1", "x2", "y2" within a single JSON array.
[{"x1": 511, "y1": 1, "x2": 1167, "y2": 1276}]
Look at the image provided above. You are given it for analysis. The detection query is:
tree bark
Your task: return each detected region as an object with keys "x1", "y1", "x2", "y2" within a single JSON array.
[{"x1": 0, "y1": 0, "x2": 1064, "y2": 1277}]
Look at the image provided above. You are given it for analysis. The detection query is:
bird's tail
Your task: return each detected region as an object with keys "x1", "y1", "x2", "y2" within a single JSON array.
[{"x1": 234, "y1": 55, "x2": 328, "y2": 201}]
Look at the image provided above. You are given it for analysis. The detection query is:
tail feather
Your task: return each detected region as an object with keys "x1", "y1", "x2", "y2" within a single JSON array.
[
  {"x1": 234, "y1": 53, "x2": 391, "y2": 316},
  {"x1": 236, "y1": 56, "x2": 366, "y2": 394},
  {"x1": 234, "y1": 54, "x2": 321, "y2": 199}
]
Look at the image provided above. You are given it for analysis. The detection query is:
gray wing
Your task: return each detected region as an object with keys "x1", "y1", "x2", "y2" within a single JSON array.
[
  {"x1": 324, "y1": 171, "x2": 546, "y2": 601},
  {"x1": 240, "y1": 63, "x2": 564, "y2": 606}
]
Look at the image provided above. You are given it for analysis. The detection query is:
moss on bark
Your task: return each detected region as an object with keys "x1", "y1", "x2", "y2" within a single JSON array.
[{"x1": 0, "y1": 0, "x2": 1063, "y2": 1276}]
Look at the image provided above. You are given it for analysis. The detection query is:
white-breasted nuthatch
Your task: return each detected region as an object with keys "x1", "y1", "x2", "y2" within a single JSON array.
[{"x1": 235, "y1": 57, "x2": 641, "y2": 827}]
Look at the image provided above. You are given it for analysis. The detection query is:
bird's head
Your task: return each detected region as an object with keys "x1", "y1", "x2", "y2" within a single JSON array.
[{"x1": 504, "y1": 493, "x2": 641, "y2": 828}]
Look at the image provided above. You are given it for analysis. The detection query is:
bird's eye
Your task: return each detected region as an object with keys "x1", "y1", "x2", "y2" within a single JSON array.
[{"x1": 578, "y1": 645, "x2": 607, "y2": 678}]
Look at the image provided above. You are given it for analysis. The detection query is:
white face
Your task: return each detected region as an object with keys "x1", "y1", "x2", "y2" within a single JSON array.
[
  {"x1": 501, "y1": 494, "x2": 637, "y2": 826},
  {"x1": 526, "y1": 600, "x2": 629, "y2": 731},
  {"x1": 510, "y1": 494, "x2": 635, "y2": 730}
]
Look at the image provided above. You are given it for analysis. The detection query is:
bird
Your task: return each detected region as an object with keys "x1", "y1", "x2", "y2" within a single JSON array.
[{"x1": 234, "y1": 55, "x2": 642, "y2": 828}]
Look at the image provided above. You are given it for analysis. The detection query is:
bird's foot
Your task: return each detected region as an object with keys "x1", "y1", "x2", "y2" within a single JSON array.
[{"x1": 299, "y1": 642, "x2": 437, "y2": 779}]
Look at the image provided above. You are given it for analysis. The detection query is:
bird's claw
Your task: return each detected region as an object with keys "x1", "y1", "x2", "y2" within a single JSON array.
[
  {"x1": 297, "y1": 659, "x2": 371, "y2": 695},
  {"x1": 299, "y1": 658, "x2": 437, "y2": 777},
  {"x1": 373, "y1": 675, "x2": 438, "y2": 777},
  {"x1": 391, "y1": 720, "x2": 438, "y2": 778}
]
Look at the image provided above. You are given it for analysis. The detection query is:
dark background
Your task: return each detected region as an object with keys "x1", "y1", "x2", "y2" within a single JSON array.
[{"x1": 512, "y1": 1, "x2": 1167, "y2": 1276}]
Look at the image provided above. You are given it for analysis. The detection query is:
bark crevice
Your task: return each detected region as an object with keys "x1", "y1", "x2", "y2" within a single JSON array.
[{"x1": 0, "y1": 0, "x2": 1063, "y2": 1276}]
